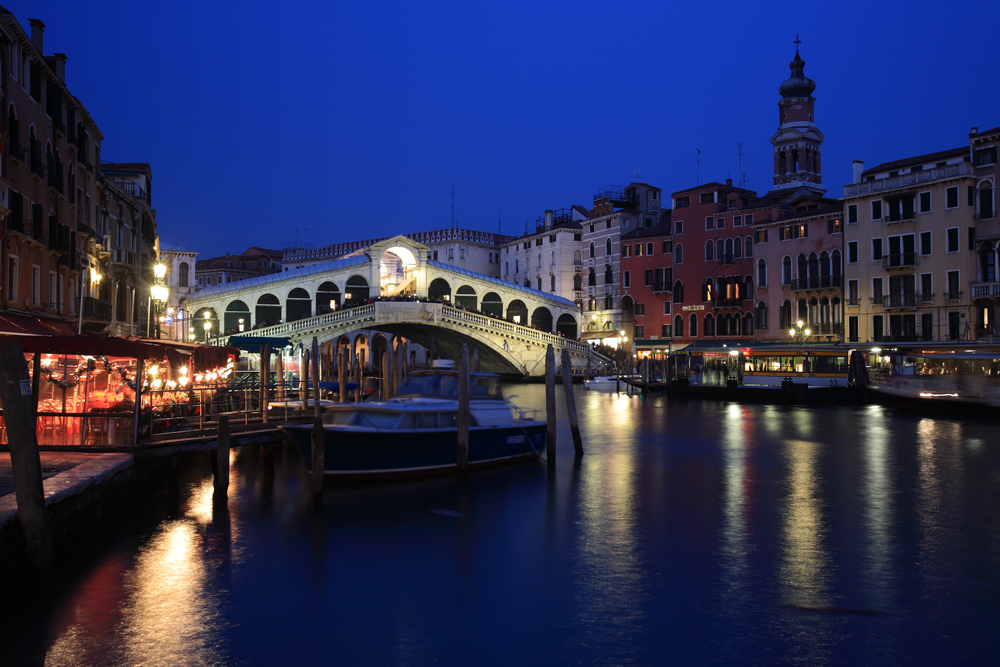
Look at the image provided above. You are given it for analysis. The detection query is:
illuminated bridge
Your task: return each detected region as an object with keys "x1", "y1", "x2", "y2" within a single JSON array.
[{"x1": 184, "y1": 236, "x2": 599, "y2": 375}]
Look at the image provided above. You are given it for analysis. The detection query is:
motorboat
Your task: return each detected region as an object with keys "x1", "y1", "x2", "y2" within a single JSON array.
[
  {"x1": 866, "y1": 349, "x2": 1000, "y2": 414},
  {"x1": 279, "y1": 361, "x2": 545, "y2": 480},
  {"x1": 583, "y1": 374, "x2": 640, "y2": 391}
]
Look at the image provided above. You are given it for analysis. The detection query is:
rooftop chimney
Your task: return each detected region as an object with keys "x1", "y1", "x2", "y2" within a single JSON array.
[
  {"x1": 29, "y1": 18, "x2": 44, "y2": 53},
  {"x1": 544, "y1": 209, "x2": 553, "y2": 230},
  {"x1": 53, "y1": 53, "x2": 66, "y2": 82},
  {"x1": 971, "y1": 126, "x2": 979, "y2": 135},
  {"x1": 726, "y1": 178, "x2": 733, "y2": 186},
  {"x1": 852, "y1": 160, "x2": 864, "y2": 184}
]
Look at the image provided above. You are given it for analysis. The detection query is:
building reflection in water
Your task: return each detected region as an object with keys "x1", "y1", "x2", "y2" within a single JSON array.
[
  {"x1": 777, "y1": 438, "x2": 835, "y2": 662},
  {"x1": 44, "y1": 463, "x2": 239, "y2": 667},
  {"x1": 862, "y1": 406, "x2": 893, "y2": 607},
  {"x1": 719, "y1": 404, "x2": 751, "y2": 589},
  {"x1": 571, "y1": 391, "x2": 644, "y2": 651}
]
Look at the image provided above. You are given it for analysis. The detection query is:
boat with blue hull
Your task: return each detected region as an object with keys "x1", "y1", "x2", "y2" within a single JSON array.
[{"x1": 279, "y1": 364, "x2": 545, "y2": 480}]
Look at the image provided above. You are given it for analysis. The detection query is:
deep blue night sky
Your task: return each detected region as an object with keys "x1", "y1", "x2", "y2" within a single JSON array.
[{"x1": 12, "y1": 1, "x2": 1000, "y2": 257}]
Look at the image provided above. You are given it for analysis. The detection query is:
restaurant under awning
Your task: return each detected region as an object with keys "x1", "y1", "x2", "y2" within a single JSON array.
[
  {"x1": 126, "y1": 337, "x2": 239, "y2": 371},
  {"x1": 0, "y1": 335, "x2": 165, "y2": 358},
  {"x1": 227, "y1": 336, "x2": 291, "y2": 354}
]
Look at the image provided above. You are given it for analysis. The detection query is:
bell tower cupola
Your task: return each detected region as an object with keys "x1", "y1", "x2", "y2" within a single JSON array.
[{"x1": 767, "y1": 37, "x2": 826, "y2": 201}]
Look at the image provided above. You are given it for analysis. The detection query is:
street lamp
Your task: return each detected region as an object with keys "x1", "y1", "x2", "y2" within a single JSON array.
[
  {"x1": 203, "y1": 319, "x2": 212, "y2": 344},
  {"x1": 789, "y1": 319, "x2": 812, "y2": 344}
]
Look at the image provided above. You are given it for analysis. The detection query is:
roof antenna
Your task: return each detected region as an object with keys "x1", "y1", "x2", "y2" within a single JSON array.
[
  {"x1": 635, "y1": 166, "x2": 640, "y2": 181},
  {"x1": 738, "y1": 143, "x2": 743, "y2": 188}
]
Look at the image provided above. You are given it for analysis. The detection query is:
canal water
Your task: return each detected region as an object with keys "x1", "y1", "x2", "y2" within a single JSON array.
[{"x1": 3, "y1": 386, "x2": 999, "y2": 666}]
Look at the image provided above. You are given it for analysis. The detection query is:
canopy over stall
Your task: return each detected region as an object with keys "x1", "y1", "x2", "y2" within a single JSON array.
[{"x1": 227, "y1": 336, "x2": 291, "y2": 354}]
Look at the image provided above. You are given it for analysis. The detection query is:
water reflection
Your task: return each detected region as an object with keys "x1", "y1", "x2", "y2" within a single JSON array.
[{"x1": 860, "y1": 407, "x2": 893, "y2": 609}]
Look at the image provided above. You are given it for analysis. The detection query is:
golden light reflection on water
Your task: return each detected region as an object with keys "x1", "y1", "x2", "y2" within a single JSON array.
[
  {"x1": 915, "y1": 418, "x2": 962, "y2": 560},
  {"x1": 862, "y1": 410, "x2": 892, "y2": 605},
  {"x1": 573, "y1": 393, "x2": 643, "y2": 641},
  {"x1": 44, "y1": 476, "x2": 236, "y2": 667},
  {"x1": 720, "y1": 405, "x2": 749, "y2": 584},
  {"x1": 779, "y1": 440, "x2": 830, "y2": 607}
]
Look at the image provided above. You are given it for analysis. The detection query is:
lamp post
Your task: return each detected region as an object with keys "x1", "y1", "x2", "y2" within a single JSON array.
[
  {"x1": 203, "y1": 318, "x2": 212, "y2": 344},
  {"x1": 788, "y1": 319, "x2": 812, "y2": 345},
  {"x1": 150, "y1": 262, "x2": 168, "y2": 339}
]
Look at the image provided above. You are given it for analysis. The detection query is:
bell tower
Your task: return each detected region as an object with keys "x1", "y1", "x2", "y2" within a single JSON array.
[{"x1": 767, "y1": 38, "x2": 826, "y2": 201}]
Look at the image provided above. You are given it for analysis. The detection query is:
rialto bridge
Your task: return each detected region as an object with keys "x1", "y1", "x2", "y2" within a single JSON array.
[{"x1": 183, "y1": 236, "x2": 603, "y2": 375}]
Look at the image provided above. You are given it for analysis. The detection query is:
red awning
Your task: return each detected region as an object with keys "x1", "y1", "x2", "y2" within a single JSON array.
[
  {"x1": 126, "y1": 337, "x2": 239, "y2": 371},
  {"x1": 0, "y1": 335, "x2": 165, "y2": 358}
]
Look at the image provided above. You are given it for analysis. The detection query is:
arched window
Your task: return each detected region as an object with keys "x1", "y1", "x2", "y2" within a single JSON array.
[
  {"x1": 537, "y1": 276, "x2": 542, "y2": 290},
  {"x1": 673, "y1": 280, "x2": 684, "y2": 303},
  {"x1": 605, "y1": 238, "x2": 612, "y2": 256},
  {"x1": 689, "y1": 313, "x2": 698, "y2": 337},
  {"x1": 588, "y1": 268, "x2": 596, "y2": 286},
  {"x1": 755, "y1": 301, "x2": 767, "y2": 331},
  {"x1": 757, "y1": 258, "x2": 766, "y2": 287},
  {"x1": 590, "y1": 242, "x2": 596, "y2": 259},
  {"x1": 980, "y1": 180, "x2": 995, "y2": 219},
  {"x1": 731, "y1": 313, "x2": 741, "y2": 336},
  {"x1": 505, "y1": 261, "x2": 509, "y2": 275},
  {"x1": 674, "y1": 244, "x2": 683, "y2": 264},
  {"x1": 717, "y1": 239, "x2": 725, "y2": 261},
  {"x1": 831, "y1": 297, "x2": 842, "y2": 325},
  {"x1": 745, "y1": 235, "x2": 753, "y2": 258},
  {"x1": 725, "y1": 238, "x2": 734, "y2": 260},
  {"x1": 797, "y1": 298, "x2": 808, "y2": 323},
  {"x1": 734, "y1": 237, "x2": 742, "y2": 259},
  {"x1": 744, "y1": 313, "x2": 754, "y2": 336},
  {"x1": 832, "y1": 250, "x2": 842, "y2": 283},
  {"x1": 550, "y1": 251, "x2": 555, "y2": 266},
  {"x1": 820, "y1": 251, "x2": 831, "y2": 286},
  {"x1": 573, "y1": 274, "x2": 582, "y2": 290},
  {"x1": 780, "y1": 299, "x2": 792, "y2": 329},
  {"x1": 797, "y1": 253, "x2": 808, "y2": 282},
  {"x1": 809, "y1": 297, "x2": 819, "y2": 325},
  {"x1": 550, "y1": 275, "x2": 556, "y2": 291},
  {"x1": 574, "y1": 249, "x2": 581, "y2": 264},
  {"x1": 783, "y1": 256, "x2": 792, "y2": 285},
  {"x1": 604, "y1": 265, "x2": 613, "y2": 284},
  {"x1": 704, "y1": 278, "x2": 714, "y2": 302},
  {"x1": 178, "y1": 262, "x2": 189, "y2": 287},
  {"x1": 674, "y1": 314, "x2": 683, "y2": 337},
  {"x1": 704, "y1": 314, "x2": 714, "y2": 336},
  {"x1": 515, "y1": 259, "x2": 519, "y2": 273},
  {"x1": 705, "y1": 240, "x2": 714, "y2": 261},
  {"x1": 808, "y1": 252, "x2": 819, "y2": 284}
]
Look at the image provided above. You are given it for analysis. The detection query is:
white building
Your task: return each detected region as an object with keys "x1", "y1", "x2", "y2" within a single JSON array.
[
  {"x1": 284, "y1": 228, "x2": 508, "y2": 278},
  {"x1": 500, "y1": 207, "x2": 586, "y2": 307},
  {"x1": 160, "y1": 247, "x2": 198, "y2": 340},
  {"x1": 582, "y1": 183, "x2": 664, "y2": 339}
]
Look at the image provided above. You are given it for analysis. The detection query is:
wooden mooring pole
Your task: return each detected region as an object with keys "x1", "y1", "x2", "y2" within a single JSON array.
[
  {"x1": 385, "y1": 340, "x2": 395, "y2": 400},
  {"x1": 0, "y1": 340, "x2": 56, "y2": 584},
  {"x1": 457, "y1": 342, "x2": 470, "y2": 475},
  {"x1": 353, "y1": 352, "x2": 362, "y2": 402},
  {"x1": 215, "y1": 415, "x2": 230, "y2": 496},
  {"x1": 338, "y1": 345, "x2": 347, "y2": 403},
  {"x1": 311, "y1": 416, "x2": 324, "y2": 509},
  {"x1": 545, "y1": 344, "x2": 556, "y2": 467},
  {"x1": 561, "y1": 348, "x2": 583, "y2": 456},
  {"x1": 302, "y1": 349, "x2": 310, "y2": 412},
  {"x1": 312, "y1": 337, "x2": 321, "y2": 417}
]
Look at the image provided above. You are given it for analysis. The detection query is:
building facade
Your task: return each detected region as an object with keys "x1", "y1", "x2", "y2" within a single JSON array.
[
  {"x1": 284, "y1": 228, "x2": 507, "y2": 278},
  {"x1": 197, "y1": 246, "x2": 281, "y2": 288},
  {"x1": 969, "y1": 125, "x2": 999, "y2": 337},
  {"x1": 500, "y1": 208, "x2": 584, "y2": 306},
  {"x1": 842, "y1": 147, "x2": 978, "y2": 342},
  {"x1": 583, "y1": 182, "x2": 664, "y2": 344},
  {"x1": 619, "y1": 216, "x2": 672, "y2": 357},
  {"x1": 160, "y1": 247, "x2": 198, "y2": 340}
]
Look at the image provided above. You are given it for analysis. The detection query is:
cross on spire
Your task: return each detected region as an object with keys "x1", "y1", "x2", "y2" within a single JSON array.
[{"x1": 794, "y1": 35, "x2": 801, "y2": 52}]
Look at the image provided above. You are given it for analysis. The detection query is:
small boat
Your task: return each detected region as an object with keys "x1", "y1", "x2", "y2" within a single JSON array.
[
  {"x1": 866, "y1": 348, "x2": 1000, "y2": 415},
  {"x1": 279, "y1": 361, "x2": 546, "y2": 480},
  {"x1": 584, "y1": 374, "x2": 639, "y2": 391}
]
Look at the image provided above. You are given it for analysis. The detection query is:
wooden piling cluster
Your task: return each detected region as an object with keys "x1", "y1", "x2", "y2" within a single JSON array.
[{"x1": 0, "y1": 341, "x2": 56, "y2": 585}]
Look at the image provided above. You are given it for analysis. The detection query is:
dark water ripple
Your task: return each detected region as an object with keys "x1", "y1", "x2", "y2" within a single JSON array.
[{"x1": 3, "y1": 387, "x2": 1000, "y2": 666}]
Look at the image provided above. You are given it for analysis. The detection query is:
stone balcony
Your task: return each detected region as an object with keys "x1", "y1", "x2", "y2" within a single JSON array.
[{"x1": 843, "y1": 162, "x2": 975, "y2": 198}]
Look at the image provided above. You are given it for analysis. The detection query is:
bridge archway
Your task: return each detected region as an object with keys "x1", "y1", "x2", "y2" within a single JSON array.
[
  {"x1": 256, "y1": 294, "x2": 281, "y2": 327},
  {"x1": 481, "y1": 292, "x2": 503, "y2": 317},
  {"x1": 531, "y1": 307, "x2": 553, "y2": 333},
  {"x1": 287, "y1": 287, "x2": 312, "y2": 321},
  {"x1": 556, "y1": 314, "x2": 577, "y2": 339},
  {"x1": 455, "y1": 285, "x2": 477, "y2": 310},
  {"x1": 371, "y1": 334, "x2": 388, "y2": 372},
  {"x1": 428, "y1": 278, "x2": 451, "y2": 302},
  {"x1": 506, "y1": 299, "x2": 528, "y2": 325},
  {"x1": 353, "y1": 334, "x2": 369, "y2": 368},
  {"x1": 192, "y1": 307, "x2": 218, "y2": 342},
  {"x1": 224, "y1": 300, "x2": 250, "y2": 334},
  {"x1": 345, "y1": 276, "x2": 369, "y2": 306},
  {"x1": 316, "y1": 281, "x2": 340, "y2": 314},
  {"x1": 379, "y1": 246, "x2": 417, "y2": 297}
]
